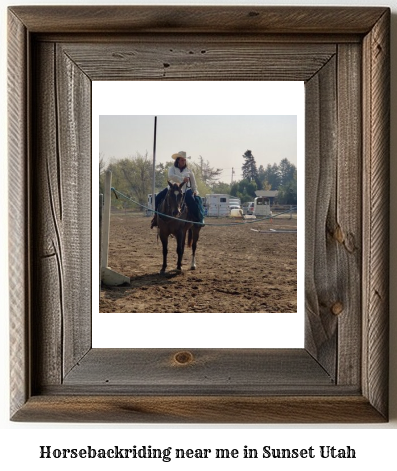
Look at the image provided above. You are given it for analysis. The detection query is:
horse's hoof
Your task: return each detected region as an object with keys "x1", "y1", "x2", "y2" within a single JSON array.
[
  {"x1": 190, "y1": 266, "x2": 196, "y2": 271},
  {"x1": 176, "y1": 268, "x2": 182, "y2": 273},
  {"x1": 159, "y1": 269, "x2": 166, "y2": 275}
]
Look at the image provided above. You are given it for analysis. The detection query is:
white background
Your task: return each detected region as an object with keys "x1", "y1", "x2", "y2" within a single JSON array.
[{"x1": 1, "y1": 0, "x2": 396, "y2": 470}]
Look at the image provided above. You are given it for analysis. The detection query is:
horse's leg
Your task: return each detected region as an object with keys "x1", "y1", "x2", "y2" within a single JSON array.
[
  {"x1": 160, "y1": 233, "x2": 168, "y2": 274},
  {"x1": 190, "y1": 226, "x2": 200, "y2": 270},
  {"x1": 176, "y1": 230, "x2": 185, "y2": 272}
]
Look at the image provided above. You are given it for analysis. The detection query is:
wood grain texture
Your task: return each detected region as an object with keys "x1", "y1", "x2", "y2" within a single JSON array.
[
  {"x1": 11, "y1": 396, "x2": 385, "y2": 424},
  {"x1": 305, "y1": 43, "x2": 363, "y2": 386},
  {"x1": 8, "y1": 10, "x2": 30, "y2": 418},
  {"x1": 335, "y1": 43, "x2": 362, "y2": 386},
  {"x1": 60, "y1": 42, "x2": 335, "y2": 82},
  {"x1": 62, "y1": 349, "x2": 333, "y2": 392},
  {"x1": 362, "y1": 9, "x2": 390, "y2": 419},
  {"x1": 32, "y1": 41, "x2": 63, "y2": 388},
  {"x1": 9, "y1": 6, "x2": 387, "y2": 34},
  {"x1": 55, "y1": 44, "x2": 92, "y2": 377},
  {"x1": 8, "y1": 6, "x2": 390, "y2": 423},
  {"x1": 304, "y1": 56, "x2": 338, "y2": 378},
  {"x1": 31, "y1": 41, "x2": 92, "y2": 388}
]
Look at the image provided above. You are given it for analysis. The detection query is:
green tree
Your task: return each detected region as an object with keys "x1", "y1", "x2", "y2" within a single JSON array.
[
  {"x1": 279, "y1": 158, "x2": 296, "y2": 187},
  {"x1": 107, "y1": 152, "x2": 152, "y2": 211},
  {"x1": 230, "y1": 178, "x2": 257, "y2": 203},
  {"x1": 241, "y1": 150, "x2": 259, "y2": 185},
  {"x1": 277, "y1": 169, "x2": 297, "y2": 205},
  {"x1": 154, "y1": 161, "x2": 169, "y2": 192},
  {"x1": 262, "y1": 163, "x2": 281, "y2": 190},
  {"x1": 211, "y1": 181, "x2": 231, "y2": 195},
  {"x1": 257, "y1": 165, "x2": 267, "y2": 190}
]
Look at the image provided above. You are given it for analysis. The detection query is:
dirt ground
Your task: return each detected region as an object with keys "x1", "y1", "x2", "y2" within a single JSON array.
[{"x1": 100, "y1": 213, "x2": 297, "y2": 313}]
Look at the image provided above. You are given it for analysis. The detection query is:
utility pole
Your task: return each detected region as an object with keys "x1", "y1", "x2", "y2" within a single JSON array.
[
  {"x1": 231, "y1": 167, "x2": 235, "y2": 184},
  {"x1": 151, "y1": 116, "x2": 157, "y2": 213}
]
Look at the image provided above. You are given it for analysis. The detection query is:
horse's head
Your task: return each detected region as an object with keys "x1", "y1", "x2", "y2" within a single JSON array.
[{"x1": 165, "y1": 181, "x2": 185, "y2": 216}]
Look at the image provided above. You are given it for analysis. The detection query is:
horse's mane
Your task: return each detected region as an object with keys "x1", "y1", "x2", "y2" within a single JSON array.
[{"x1": 158, "y1": 181, "x2": 186, "y2": 222}]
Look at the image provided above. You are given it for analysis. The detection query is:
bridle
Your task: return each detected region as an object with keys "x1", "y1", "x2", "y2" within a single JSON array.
[{"x1": 164, "y1": 182, "x2": 185, "y2": 218}]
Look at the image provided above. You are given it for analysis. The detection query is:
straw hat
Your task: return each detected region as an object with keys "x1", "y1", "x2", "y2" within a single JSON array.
[{"x1": 172, "y1": 151, "x2": 189, "y2": 160}]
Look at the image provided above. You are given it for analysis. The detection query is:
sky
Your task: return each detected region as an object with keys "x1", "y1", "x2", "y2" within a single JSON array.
[
  {"x1": 99, "y1": 115, "x2": 297, "y2": 182},
  {"x1": 94, "y1": 81, "x2": 304, "y2": 183}
]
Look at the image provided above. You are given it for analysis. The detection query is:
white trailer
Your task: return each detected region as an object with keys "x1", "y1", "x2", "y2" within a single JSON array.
[
  {"x1": 229, "y1": 197, "x2": 241, "y2": 208},
  {"x1": 254, "y1": 196, "x2": 271, "y2": 217},
  {"x1": 205, "y1": 194, "x2": 235, "y2": 217}
]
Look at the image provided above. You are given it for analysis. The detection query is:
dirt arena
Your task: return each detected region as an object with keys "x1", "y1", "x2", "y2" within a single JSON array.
[{"x1": 100, "y1": 213, "x2": 297, "y2": 313}]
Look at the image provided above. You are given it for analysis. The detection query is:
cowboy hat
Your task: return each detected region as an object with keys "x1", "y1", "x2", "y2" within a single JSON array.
[{"x1": 171, "y1": 151, "x2": 190, "y2": 160}]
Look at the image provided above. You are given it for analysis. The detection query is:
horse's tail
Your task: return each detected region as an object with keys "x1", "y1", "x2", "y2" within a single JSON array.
[{"x1": 187, "y1": 227, "x2": 193, "y2": 248}]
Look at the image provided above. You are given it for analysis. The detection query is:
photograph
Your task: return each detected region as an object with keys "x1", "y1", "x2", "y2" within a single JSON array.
[{"x1": 98, "y1": 114, "x2": 299, "y2": 315}]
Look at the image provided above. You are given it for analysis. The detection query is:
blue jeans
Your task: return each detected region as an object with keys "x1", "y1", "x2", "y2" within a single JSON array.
[{"x1": 155, "y1": 187, "x2": 168, "y2": 210}]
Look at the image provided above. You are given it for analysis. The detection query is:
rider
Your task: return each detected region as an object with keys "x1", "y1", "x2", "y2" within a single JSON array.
[{"x1": 151, "y1": 151, "x2": 204, "y2": 228}]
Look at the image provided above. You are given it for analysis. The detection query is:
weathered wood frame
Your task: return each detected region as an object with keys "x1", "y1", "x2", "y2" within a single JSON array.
[{"x1": 8, "y1": 6, "x2": 390, "y2": 423}]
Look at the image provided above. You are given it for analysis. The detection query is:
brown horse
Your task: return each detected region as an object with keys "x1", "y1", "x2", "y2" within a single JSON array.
[{"x1": 157, "y1": 181, "x2": 202, "y2": 274}]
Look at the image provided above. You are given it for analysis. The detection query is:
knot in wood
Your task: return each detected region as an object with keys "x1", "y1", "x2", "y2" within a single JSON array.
[
  {"x1": 174, "y1": 351, "x2": 194, "y2": 365},
  {"x1": 333, "y1": 225, "x2": 344, "y2": 244},
  {"x1": 331, "y1": 302, "x2": 344, "y2": 316}
]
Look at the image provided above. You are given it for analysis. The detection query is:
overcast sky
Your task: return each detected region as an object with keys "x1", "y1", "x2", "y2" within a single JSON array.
[{"x1": 99, "y1": 114, "x2": 297, "y2": 182}]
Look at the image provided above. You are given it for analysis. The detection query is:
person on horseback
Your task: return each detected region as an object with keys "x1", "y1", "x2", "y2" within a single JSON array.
[{"x1": 151, "y1": 151, "x2": 204, "y2": 228}]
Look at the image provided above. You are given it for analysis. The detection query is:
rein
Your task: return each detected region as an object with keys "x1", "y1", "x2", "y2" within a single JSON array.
[{"x1": 180, "y1": 186, "x2": 187, "y2": 211}]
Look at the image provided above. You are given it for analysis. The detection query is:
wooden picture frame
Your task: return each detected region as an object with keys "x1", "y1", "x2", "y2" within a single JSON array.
[{"x1": 8, "y1": 6, "x2": 390, "y2": 423}]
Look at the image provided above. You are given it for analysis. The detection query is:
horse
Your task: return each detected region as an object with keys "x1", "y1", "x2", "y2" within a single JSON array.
[{"x1": 157, "y1": 181, "x2": 202, "y2": 274}]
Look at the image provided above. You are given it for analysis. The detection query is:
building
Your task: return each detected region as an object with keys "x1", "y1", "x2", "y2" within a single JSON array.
[{"x1": 255, "y1": 190, "x2": 279, "y2": 206}]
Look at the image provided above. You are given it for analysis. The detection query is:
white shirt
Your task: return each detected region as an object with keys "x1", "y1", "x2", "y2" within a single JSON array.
[{"x1": 168, "y1": 165, "x2": 198, "y2": 194}]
